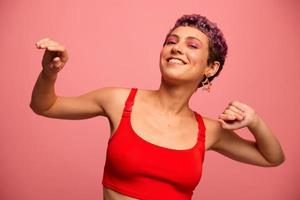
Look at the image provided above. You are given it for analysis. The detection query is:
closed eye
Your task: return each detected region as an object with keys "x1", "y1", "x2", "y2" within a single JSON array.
[
  {"x1": 188, "y1": 44, "x2": 198, "y2": 49},
  {"x1": 164, "y1": 35, "x2": 178, "y2": 46},
  {"x1": 165, "y1": 40, "x2": 176, "y2": 45},
  {"x1": 187, "y1": 39, "x2": 201, "y2": 49}
]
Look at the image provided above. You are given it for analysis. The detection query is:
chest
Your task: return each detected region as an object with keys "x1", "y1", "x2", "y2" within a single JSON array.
[
  {"x1": 131, "y1": 108, "x2": 199, "y2": 150},
  {"x1": 103, "y1": 91, "x2": 206, "y2": 195},
  {"x1": 105, "y1": 114, "x2": 205, "y2": 192}
]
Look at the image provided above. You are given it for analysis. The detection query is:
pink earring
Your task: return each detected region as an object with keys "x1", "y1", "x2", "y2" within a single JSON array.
[{"x1": 201, "y1": 75, "x2": 212, "y2": 92}]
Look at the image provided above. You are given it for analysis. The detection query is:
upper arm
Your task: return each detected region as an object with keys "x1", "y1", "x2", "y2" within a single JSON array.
[
  {"x1": 38, "y1": 87, "x2": 124, "y2": 120},
  {"x1": 205, "y1": 118, "x2": 275, "y2": 167}
]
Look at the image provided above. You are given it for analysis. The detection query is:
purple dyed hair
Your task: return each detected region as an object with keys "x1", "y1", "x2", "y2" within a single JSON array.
[{"x1": 165, "y1": 14, "x2": 228, "y2": 87}]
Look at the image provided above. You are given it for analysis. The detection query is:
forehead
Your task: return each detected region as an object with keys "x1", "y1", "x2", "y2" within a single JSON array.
[{"x1": 169, "y1": 26, "x2": 209, "y2": 47}]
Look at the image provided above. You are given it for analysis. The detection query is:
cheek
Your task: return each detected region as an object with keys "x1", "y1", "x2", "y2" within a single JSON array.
[
  {"x1": 159, "y1": 47, "x2": 169, "y2": 63},
  {"x1": 160, "y1": 46, "x2": 169, "y2": 56},
  {"x1": 159, "y1": 49, "x2": 166, "y2": 67},
  {"x1": 159, "y1": 49, "x2": 164, "y2": 58},
  {"x1": 159, "y1": 50, "x2": 164, "y2": 65},
  {"x1": 189, "y1": 52, "x2": 207, "y2": 66},
  {"x1": 189, "y1": 51, "x2": 208, "y2": 67}
]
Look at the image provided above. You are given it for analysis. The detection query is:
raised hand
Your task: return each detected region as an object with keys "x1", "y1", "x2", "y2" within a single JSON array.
[
  {"x1": 218, "y1": 101, "x2": 259, "y2": 130},
  {"x1": 35, "y1": 38, "x2": 68, "y2": 77}
]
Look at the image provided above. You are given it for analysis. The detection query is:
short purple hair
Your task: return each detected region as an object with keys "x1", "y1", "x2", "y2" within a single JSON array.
[{"x1": 165, "y1": 14, "x2": 228, "y2": 87}]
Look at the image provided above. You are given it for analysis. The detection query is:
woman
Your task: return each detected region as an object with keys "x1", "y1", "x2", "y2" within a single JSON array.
[{"x1": 30, "y1": 14, "x2": 285, "y2": 200}]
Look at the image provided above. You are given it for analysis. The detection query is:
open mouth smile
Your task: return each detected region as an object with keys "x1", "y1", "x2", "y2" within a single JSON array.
[{"x1": 167, "y1": 57, "x2": 187, "y2": 65}]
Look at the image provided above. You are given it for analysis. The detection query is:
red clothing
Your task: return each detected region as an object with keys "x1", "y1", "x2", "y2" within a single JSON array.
[{"x1": 102, "y1": 88, "x2": 206, "y2": 200}]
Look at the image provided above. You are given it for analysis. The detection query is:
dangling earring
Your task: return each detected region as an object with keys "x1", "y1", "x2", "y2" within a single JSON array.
[{"x1": 201, "y1": 75, "x2": 212, "y2": 92}]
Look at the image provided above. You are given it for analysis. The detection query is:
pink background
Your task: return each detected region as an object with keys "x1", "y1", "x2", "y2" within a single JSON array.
[{"x1": 0, "y1": 0, "x2": 299, "y2": 199}]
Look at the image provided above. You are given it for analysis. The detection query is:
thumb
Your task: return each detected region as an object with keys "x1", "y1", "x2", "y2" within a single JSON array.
[
  {"x1": 218, "y1": 119, "x2": 228, "y2": 129},
  {"x1": 218, "y1": 119, "x2": 237, "y2": 130},
  {"x1": 51, "y1": 57, "x2": 64, "y2": 71}
]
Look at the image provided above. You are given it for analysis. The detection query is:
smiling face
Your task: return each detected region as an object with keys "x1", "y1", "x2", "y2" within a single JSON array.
[{"x1": 159, "y1": 26, "x2": 215, "y2": 87}]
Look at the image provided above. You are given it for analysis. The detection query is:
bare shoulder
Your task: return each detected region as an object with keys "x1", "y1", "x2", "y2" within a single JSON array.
[
  {"x1": 202, "y1": 116, "x2": 223, "y2": 151},
  {"x1": 94, "y1": 87, "x2": 131, "y2": 101},
  {"x1": 98, "y1": 87, "x2": 141, "y2": 135},
  {"x1": 94, "y1": 87, "x2": 132, "y2": 115}
]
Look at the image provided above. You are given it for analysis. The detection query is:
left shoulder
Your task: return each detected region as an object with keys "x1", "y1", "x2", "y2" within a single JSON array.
[{"x1": 202, "y1": 116, "x2": 223, "y2": 151}]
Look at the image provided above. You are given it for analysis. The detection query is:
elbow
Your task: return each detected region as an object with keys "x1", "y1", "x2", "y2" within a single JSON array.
[
  {"x1": 266, "y1": 154, "x2": 286, "y2": 167},
  {"x1": 275, "y1": 154, "x2": 286, "y2": 166},
  {"x1": 273, "y1": 149, "x2": 286, "y2": 166},
  {"x1": 29, "y1": 101, "x2": 46, "y2": 116},
  {"x1": 268, "y1": 159, "x2": 285, "y2": 167},
  {"x1": 29, "y1": 102, "x2": 40, "y2": 115}
]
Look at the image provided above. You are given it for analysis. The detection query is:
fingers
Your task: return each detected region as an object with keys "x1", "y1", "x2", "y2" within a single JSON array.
[
  {"x1": 35, "y1": 37, "x2": 66, "y2": 53},
  {"x1": 218, "y1": 118, "x2": 233, "y2": 129},
  {"x1": 219, "y1": 113, "x2": 238, "y2": 121},
  {"x1": 218, "y1": 101, "x2": 255, "y2": 130},
  {"x1": 219, "y1": 101, "x2": 246, "y2": 122},
  {"x1": 36, "y1": 37, "x2": 68, "y2": 64},
  {"x1": 229, "y1": 101, "x2": 247, "y2": 112},
  {"x1": 53, "y1": 57, "x2": 60, "y2": 62},
  {"x1": 44, "y1": 56, "x2": 64, "y2": 74},
  {"x1": 225, "y1": 106, "x2": 245, "y2": 120},
  {"x1": 52, "y1": 57, "x2": 63, "y2": 68},
  {"x1": 36, "y1": 38, "x2": 53, "y2": 49},
  {"x1": 35, "y1": 37, "x2": 50, "y2": 48}
]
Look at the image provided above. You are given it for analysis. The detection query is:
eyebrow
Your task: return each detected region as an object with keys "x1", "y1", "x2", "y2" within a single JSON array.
[{"x1": 167, "y1": 34, "x2": 203, "y2": 44}]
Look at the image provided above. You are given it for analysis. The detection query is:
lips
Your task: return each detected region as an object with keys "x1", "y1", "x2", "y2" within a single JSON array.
[{"x1": 166, "y1": 57, "x2": 187, "y2": 65}]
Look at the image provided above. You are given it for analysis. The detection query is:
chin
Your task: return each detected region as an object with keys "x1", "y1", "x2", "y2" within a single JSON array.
[
  {"x1": 160, "y1": 71, "x2": 186, "y2": 86},
  {"x1": 160, "y1": 68, "x2": 201, "y2": 89}
]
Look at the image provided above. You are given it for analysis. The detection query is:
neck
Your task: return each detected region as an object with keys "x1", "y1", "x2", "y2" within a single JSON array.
[{"x1": 153, "y1": 77, "x2": 198, "y2": 116}]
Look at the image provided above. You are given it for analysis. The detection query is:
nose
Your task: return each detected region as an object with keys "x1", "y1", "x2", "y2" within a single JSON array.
[{"x1": 171, "y1": 44, "x2": 183, "y2": 54}]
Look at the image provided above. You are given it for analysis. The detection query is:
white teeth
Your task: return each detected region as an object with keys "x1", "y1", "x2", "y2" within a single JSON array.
[{"x1": 168, "y1": 58, "x2": 185, "y2": 65}]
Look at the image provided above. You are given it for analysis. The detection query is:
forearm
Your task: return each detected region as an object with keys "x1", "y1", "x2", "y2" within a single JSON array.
[
  {"x1": 248, "y1": 115, "x2": 285, "y2": 165},
  {"x1": 30, "y1": 71, "x2": 58, "y2": 114}
]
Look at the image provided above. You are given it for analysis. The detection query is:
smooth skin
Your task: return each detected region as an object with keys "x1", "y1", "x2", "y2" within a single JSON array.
[{"x1": 31, "y1": 27, "x2": 285, "y2": 200}]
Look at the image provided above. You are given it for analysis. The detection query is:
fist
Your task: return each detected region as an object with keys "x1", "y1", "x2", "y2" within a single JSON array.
[
  {"x1": 218, "y1": 101, "x2": 258, "y2": 130},
  {"x1": 35, "y1": 38, "x2": 68, "y2": 77}
]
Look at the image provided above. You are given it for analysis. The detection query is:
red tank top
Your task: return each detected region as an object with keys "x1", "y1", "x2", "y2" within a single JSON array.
[{"x1": 102, "y1": 88, "x2": 206, "y2": 200}]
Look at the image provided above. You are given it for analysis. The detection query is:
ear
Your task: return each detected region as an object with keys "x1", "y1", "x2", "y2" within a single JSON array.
[{"x1": 205, "y1": 61, "x2": 220, "y2": 77}]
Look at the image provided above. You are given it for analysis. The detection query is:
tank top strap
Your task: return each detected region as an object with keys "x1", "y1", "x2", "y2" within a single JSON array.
[
  {"x1": 193, "y1": 111, "x2": 206, "y2": 142},
  {"x1": 122, "y1": 88, "x2": 138, "y2": 117}
]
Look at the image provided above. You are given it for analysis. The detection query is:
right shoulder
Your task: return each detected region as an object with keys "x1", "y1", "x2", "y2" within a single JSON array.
[
  {"x1": 94, "y1": 87, "x2": 131, "y2": 99},
  {"x1": 94, "y1": 87, "x2": 132, "y2": 115}
]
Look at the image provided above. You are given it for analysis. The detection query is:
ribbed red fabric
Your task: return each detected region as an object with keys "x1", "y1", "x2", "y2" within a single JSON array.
[{"x1": 102, "y1": 88, "x2": 206, "y2": 200}]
